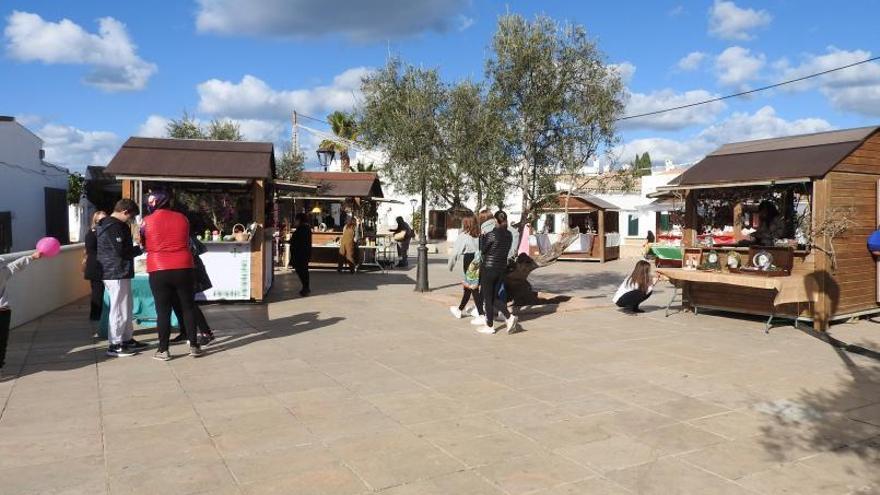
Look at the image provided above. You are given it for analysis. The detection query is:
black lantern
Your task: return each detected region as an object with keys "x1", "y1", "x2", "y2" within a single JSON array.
[{"x1": 316, "y1": 148, "x2": 335, "y2": 171}]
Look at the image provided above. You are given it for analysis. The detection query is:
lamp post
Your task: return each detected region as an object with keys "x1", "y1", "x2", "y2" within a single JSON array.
[
  {"x1": 414, "y1": 178, "x2": 429, "y2": 292},
  {"x1": 316, "y1": 148, "x2": 335, "y2": 172},
  {"x1": 409, "y1": 198, "x2": 417, "y2": 219}
]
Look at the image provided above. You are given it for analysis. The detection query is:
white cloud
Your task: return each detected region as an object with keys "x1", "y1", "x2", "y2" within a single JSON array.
[
  {"x1": 622, "y1": 89, "x2": 726, "y2": 131},
  {"x1": 195, "y1": 0, "x2": 469, "y2": 42},
  {"x1": 4, "y1": 11, "x2": 157, "y2": 91},
  {"x1": 37, "y1": 123, "x2": 120, "y2": 170},
  {"x1": 197, "y1": 67, "x2": 370, "y2": 121},
  {"x1": 715, "y1": 46, "x2": 765, "y2": 87},
  {"x1": 610, "y1": 62, "x2": 636, "y2": 84},
  {"x1": 457, "y1": 15, "x2": 475, "y2": 32},
  {"x1": 775, "y1": 47, "x2": 880, "y2": 116},
  {"x1": 708, "y1": 0, "x2": 771, "y2": 41},
  {"x1": 234, "y1": 118, "x2": 287, "y2": 142},
  {"x1": 677, "y1": 51, "x2": 706, "y2": 71},
  {"x1": 136, "y1": 115, "x2": 170, "y2": 137},
  {"x1": 668, "y1": 5, "x2": 685, "y2": 17},
  {"x1": 617, "y1": 106, "x2": 832, "y2": 164}
]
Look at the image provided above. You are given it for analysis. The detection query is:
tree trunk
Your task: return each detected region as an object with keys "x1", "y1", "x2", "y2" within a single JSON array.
[
  {"x1": 504, "y1": 228, "x2": 578, "y2": 306},
  {"x1": 341, "y1": 151, "x2": 351, "y2": 172}
]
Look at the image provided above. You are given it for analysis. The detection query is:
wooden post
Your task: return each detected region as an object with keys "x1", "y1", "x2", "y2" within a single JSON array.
[
  {"x1": 251, "y1": 180, "x2": 266, "y2": 301},
  {"x1": 812, "y1": 178, "x2": 830, "y2": 331},
  {"x1": 683, "y1": 190, "x2": 697, "y2": 248},
  {"x1": 597, "y1": 209, "x2": 606, "y2": 262},
  {"x1": 732, "y1": 202, "x2": 743, "y2": 240}
]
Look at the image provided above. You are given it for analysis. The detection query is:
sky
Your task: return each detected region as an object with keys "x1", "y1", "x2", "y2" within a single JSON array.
[{"x1": 1, "y1": 0, "x2": 879, "y2": 173}]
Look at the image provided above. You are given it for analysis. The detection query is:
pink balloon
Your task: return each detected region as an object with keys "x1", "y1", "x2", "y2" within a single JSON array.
[{"x1": 36, "y1": 237, "x2": 61, "y2": 257}]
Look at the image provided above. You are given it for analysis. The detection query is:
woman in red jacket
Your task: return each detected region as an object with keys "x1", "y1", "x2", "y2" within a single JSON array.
[{"x1": 141, "y1": 189, "x2": 201, "y2": 360}]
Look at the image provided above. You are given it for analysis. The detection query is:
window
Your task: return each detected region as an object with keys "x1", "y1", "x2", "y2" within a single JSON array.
[
  {"x1": 627, "y1": 214, "x2": 639, "y2": 237},
  {"x1": 659, "y1": 212, "x2": 671, "y2": 232}
]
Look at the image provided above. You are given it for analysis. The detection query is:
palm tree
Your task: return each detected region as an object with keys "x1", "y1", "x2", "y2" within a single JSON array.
[{"x1": 327, "y1": 111, "x2": 358, "y2": 172}]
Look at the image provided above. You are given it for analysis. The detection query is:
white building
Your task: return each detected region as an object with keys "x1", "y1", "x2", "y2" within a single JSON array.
[{"x1": 0, "y1": 116, "x2": 70, "y2": 253}]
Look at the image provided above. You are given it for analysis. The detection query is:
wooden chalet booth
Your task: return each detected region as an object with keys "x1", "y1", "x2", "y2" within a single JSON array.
[
  {"x1": 655, "y1": 126, "x2": 880, "y2": 331},
  {"x1": 538, "y1": 193, "x2": 620, "y2": 262},
  {"x1": 282, "y1": 172, "x2": 389, "y2": 269},
  {"x1": 105, "y1": 137, "x2": 276, "y2": 302}
]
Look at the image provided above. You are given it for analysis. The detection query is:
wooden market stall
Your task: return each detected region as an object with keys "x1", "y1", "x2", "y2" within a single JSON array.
[
  {"x1": 538, "y1": 193, "x2": 620, "y2": 262},
  {"x1": 655, "y1": 126, "x2": 880, "y2": 331},
  {"x1": 279, "y1": 171, "x2": 392, "y2": 269},
  {"x1": 105, "y1": 137, "x2": 277, "y2": 302}
]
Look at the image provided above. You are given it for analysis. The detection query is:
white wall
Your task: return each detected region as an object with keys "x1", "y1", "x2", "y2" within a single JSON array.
[
  {"x1": 0, "y1": 120, "x2": 69, "y2": 252},
  {"x1": 1, "y1": 244, "x2": 90, "y2": 328}
]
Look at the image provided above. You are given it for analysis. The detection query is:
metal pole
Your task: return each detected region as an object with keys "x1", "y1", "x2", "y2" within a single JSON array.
[{"x1": 415, "y1": 175, "x2": 429, "y2": 292}]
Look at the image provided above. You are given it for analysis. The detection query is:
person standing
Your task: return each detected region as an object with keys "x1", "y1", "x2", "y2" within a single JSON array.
[
  {"x1": 189, "y1": 235, "x2": 215, "y2": 345},
  {"x1": 391, "y1": 217, "x2": 413, "y2": 267},
  {"x1": 290, "y1": 213, "x2": 312, "y2": 296},
  {"x1": 613, "y1": 260, "x2": 658, "y2": 313},
  {"x1": 83, "y1": 210, "x2": 107, "y2": 324},
  {"x1": 97, "y1": 199, "x2": 146, "y2": 357},
  {"x1": 140, "y1": 190, "x2": 200, "y2": 360},
  {"x1": 338, "y1": 218, "x2": 358, "y2": 273},
  {"x1": 447, "y1": 214, "x2": 483, "y2": 321},
  {"x1": 0, "y1": 251, "x2": 42, "y2": 369},
  {"x1": 477, "y1": 211, "x2": 518, "y2": 335}
]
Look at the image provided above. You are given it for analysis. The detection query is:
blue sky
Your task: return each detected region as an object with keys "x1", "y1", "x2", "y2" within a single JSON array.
[{"x1": 2, "y1": 0, "x2": 879, "y2": 172}]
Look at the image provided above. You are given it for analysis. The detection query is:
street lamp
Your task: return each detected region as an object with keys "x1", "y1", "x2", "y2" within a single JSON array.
[
  {"x1": 409, "y1": 198, "x2": 417, "y2": 218},
  {"x1": 316, "y1": 148, "x2": 335, "y2": 171}
]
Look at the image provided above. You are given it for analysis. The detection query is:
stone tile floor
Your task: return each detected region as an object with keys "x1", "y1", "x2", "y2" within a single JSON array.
[{"x1": 1, "y1": 258, "x2": 879, "y2": 494}]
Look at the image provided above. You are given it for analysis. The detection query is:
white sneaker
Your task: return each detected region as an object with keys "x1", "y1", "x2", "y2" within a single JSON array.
[
  {"x1": 449, "y1": 306, "x2": 463, "y2": 319},
  {"x1": 470, "y1": 315, "x2": 486, "y2": 326},
  {"x1": 505, "y1": 315, "x2": 519, "y2": 334},
  {"x1": 466, "y1": 306, "x2": 479, "y2": 317},
  {"x1": 476, "y1": 325, "x2": 497, "y2": 335}
]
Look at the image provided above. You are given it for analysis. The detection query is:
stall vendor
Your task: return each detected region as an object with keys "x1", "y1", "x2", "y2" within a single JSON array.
[{"x1": 746, "y1": 200, "x2": 786, "y2": 246}]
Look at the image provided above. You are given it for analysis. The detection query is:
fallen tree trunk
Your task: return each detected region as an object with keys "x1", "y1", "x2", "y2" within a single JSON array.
[{"x1": 504, "y1": 228, "x2": 579, "y2": 306}]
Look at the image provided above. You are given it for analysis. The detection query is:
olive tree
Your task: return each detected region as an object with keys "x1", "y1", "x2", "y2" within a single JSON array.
[{"x1": 486, "y1": 13, "x2": 626, "y2": 225}]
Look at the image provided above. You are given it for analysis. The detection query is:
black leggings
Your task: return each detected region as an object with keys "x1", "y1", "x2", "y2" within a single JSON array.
[
  {"x1": 480, "y1": 265, "x2": 510, "y2": 326},
  {"x1": 459, "y1": 253, "x2": 483, "y2": 313},
  {"x1": 615, "y1": 290, "x2": 651, "y2": 310},
  {"x1": 89, "y1": 279, "x2": 104, "y2": 321},
  {"x1": 0, "y1": 310, "x2": 10, "y2": 367},
  {"x1": 149, "y1": 269, "x2": 197, "y2": 352},
  {"x1": 294, "y1": 262, "x2": 310, "y2": 291}
]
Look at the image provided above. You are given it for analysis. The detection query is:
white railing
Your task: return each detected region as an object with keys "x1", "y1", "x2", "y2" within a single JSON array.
[{"x1": 1, "y1": 243, "x2": 90, "y2": 328}]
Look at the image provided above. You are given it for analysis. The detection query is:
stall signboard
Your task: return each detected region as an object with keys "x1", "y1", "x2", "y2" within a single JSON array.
[{"x1": 198, "y1": 242, "x2": 252, "y2": 300}]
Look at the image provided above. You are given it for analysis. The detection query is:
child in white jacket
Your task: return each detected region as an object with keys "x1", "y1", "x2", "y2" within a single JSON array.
[
  {"x1": 447, "y1": 215, "x2": 484, "y2": 321},
  {"x1": 0, "y1": 251, "x2": 42, "y2": 368}
]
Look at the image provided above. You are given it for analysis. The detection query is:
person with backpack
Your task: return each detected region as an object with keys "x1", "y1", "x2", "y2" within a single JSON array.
[
  {"x1": 96, "y1": 199, "x2": 147, "y2": 357},
  {"x1": 447, "y1": 213, "x2": 483, "y2": 321}
]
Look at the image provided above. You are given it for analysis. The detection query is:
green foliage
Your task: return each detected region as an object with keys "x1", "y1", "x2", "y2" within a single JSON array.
[
  {"x1": 165, "y1": 112, "x2": 243, "y2": 141},
  {"x1": 631, "y1": 152, "x2": 652, "y2": 177},
  {"x1": 276, "y1": 146, "x2": 305, "y2": 181},
  {"x1": 67, "y1": 172, "x2": 85, "y2": 205},
  {"x1": 206, "y1": 119, "x2": 243, "y2": 141},
  {"x1": 166, "y1": 111, "x2": 205, "y2": 139},
  {"x1": 486, "y1": 13, "x2": 625, "y2": 221},
  {"x1": 326, "y1": 111, "x2": 358, "y2": 171},
  {"x1": 359, "y1": 58, "x2": 446, "y2": 199},
  {"x1": 354, "y1": 161, "x2": 375, "y2": 172}
]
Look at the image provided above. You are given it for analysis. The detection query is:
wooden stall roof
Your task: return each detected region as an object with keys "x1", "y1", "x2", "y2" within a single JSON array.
[
  {"x1": 667, "y1": 126, "x2": 879, "y2": 188},
  {"x1": 106, "y1": 137, "x2": 275, "y2": 180},
  {"x1": 300, "y1": 171, "x2": 384, "y2": 198},
  {"x1": 549, "y1": 193, "x2": 620, "y2": 212}
]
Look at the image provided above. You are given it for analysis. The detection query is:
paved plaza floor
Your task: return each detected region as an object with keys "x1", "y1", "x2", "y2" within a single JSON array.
[{"x1": 1, "y1": 256, "x2": 879, "y2": 494}]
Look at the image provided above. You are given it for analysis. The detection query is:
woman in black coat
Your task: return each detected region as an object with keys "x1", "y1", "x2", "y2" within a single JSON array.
[{"x1": 83, "y1": 211, "x2": 108, "y2": 322}]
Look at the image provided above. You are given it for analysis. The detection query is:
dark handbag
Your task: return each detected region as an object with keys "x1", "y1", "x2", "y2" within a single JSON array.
[{"x1": 193, "y1": 256, "x2": 213, "y2": 293}]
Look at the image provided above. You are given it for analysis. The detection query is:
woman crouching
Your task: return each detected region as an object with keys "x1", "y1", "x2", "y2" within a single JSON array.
[{"x1": 613, "y1": 260, "x2": 658, "y2": 314}]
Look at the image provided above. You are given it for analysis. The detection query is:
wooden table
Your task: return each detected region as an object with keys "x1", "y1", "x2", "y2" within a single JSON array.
[{"x1": 657, "y1": 268, "x2": 819, "y2": 332}]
